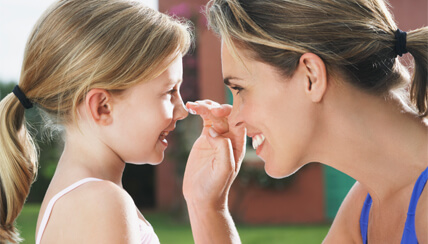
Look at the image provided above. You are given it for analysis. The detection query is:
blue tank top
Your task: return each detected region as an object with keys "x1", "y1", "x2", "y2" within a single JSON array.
[{"x1": 360, "y1": 167, "x2": 427, "y2": 244}]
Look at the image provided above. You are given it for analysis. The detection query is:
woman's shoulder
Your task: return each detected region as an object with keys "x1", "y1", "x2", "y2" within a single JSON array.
[
  {"x1": 43, "y1": 179, "x2": 141, "y2": 243},
  {"x1": 323, "y1": 181, "x2": 368, "y2": 243}
]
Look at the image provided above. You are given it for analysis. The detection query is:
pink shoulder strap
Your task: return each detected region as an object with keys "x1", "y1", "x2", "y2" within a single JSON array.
[{"x1": 35, "y1": 178, "x2": 103, "y2": 244}]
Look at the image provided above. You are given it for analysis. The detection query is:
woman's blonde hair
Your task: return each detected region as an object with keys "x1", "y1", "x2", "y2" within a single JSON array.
[
  {"x1": 0, "y1": 0, "x2": 192, "y2": 242},
  {"x1": 206, "y1": 0, "x2": 427, "y2": 116}
]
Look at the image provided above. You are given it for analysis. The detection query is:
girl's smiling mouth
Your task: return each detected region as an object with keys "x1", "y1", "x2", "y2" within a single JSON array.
[{"x1": 159, "y1": 131, "x2": 170, "y2": 147}]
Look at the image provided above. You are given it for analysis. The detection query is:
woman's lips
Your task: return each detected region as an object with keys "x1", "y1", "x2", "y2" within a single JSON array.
[
  {"x1": 256, "y1": 140, "x2": 265, "y2": 156},
  {"x1": 251, "y1": 133, "x2": 266, "y2": 156},
  {"x1": 252, "y1": 134, "x2": 265, "y2": 150}
]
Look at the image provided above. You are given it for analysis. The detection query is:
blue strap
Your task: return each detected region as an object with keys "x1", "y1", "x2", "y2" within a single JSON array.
[
  {"x1": 360, "y1": 194, "x2": 372, "y2": 244},
  {"x1": 401, "y1": 167, "x2": 427, "y2": 244},
  {"x1": 359, "y1": 167, "x2": 427, "y2": 244}
]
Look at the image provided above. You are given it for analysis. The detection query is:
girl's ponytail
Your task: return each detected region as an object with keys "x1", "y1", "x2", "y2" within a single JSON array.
[
  {"x1": 407, "y1": 27, "x2": 428, "y2": 117},
  {"x1": 0, "y1": 93, "x2": 38, "y2": 243}
]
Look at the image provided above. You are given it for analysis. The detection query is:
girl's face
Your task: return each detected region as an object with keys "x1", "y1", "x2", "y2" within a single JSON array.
[
  {"x1": 107, "y1": 54, "x2": 188, "y2": 164},
  {"x1": 222, "y1": 43, "x2": 318, "y2": 178}
]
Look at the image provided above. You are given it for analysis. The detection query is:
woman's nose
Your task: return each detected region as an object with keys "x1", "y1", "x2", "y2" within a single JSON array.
[{"x1": 228, "y1": 99, "x2": 244, "y2": 127}]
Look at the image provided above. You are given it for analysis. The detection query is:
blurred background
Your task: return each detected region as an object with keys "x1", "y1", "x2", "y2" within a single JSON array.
[{"x1": 0, "y1": 0, "x2": 426, "y2": 243}]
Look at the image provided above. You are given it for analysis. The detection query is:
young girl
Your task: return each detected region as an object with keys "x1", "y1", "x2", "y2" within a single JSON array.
[
  {"x1": 0, "y1": 0, "x2": 191, "y2": 243},
  {"x1": 183, "y1": 0, "x2": 427, "y2": 243}
]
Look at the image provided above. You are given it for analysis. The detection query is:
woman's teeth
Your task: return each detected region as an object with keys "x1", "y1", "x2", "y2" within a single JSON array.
[{"x1": 252, "y1": 134, "x2": 265, "y2": 150}]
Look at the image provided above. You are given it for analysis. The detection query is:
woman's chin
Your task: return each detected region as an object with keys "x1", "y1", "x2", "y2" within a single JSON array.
[{"x1": 264, "y1": 160, "x2": 300, "y2": 179}]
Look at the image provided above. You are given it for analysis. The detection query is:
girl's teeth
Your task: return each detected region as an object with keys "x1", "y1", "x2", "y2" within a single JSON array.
[{"x1": 252, "y1": 134, "x2": 265, "y2": 150}]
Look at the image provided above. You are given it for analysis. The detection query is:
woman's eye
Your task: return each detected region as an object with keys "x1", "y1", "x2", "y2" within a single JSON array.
[{"x1": 230, "y1": 86, "x2": 243, "y2": 94}]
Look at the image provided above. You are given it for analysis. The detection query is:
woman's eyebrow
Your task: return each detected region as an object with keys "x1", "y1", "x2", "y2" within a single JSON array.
[{"x1": 223, "y1": 76, "x2": 242, "y2": 86}]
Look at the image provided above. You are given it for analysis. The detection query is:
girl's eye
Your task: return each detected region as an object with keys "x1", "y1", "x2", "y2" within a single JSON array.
[
  {"x1": 167, "y1": 88, "x2": 177, "y2": 95},
  {"x1": 230, "y1": 86, "x2": 243, "y2": 94}
]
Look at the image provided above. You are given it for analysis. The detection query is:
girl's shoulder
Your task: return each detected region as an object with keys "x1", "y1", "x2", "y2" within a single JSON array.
[
  {"x1": 65, "y1": 179, "x2": 131, "y2": 203},
  {"x1": 67, "y1": 179, "x2": 136, "y2": 211},
  {"x1": 322, "y1": 181, "x2": 368, "y2": 243},
  {"x1": 40, "y1": 179, "x2": 142, "y2": 243}
]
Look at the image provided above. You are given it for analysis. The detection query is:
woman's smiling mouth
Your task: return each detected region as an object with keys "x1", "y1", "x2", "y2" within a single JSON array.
[{"x1": 252, "y1": 134, "x2": 265, "y2": 150}]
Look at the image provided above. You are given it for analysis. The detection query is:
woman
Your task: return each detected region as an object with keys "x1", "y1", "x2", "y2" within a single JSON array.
[
  {"x1": 183, "y1": 0, "x2": 427, "y2": 243},
  {"x1": 0, "y1": 0, "x2": 191, "y2": 243}
]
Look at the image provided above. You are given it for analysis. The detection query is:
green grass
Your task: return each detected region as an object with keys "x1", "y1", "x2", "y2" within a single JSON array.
[
  {"x1": 16, "y1": 204, "x2": 39, "y2": 244},
  {"x1": 17, "y1": 204, "x2": 330, "y2": 244}
]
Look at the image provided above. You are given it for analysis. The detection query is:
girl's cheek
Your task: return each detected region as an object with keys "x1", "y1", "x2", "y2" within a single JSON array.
[{"x1": 161, "y1": 100, "x2": 175, "y2": 118}]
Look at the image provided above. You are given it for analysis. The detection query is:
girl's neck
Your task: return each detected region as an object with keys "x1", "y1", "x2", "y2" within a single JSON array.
[{"x1": 55, "y1": 127, "x2": 126, "y2": 186}]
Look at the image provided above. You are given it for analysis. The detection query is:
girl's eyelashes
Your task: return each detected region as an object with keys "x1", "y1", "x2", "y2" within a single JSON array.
[
  {"x1": 167, "y1": 88, "x2": 177, "y2": 95},
  {"x1": 230, "y1": 86, "x2": 243, "y2": 94}
]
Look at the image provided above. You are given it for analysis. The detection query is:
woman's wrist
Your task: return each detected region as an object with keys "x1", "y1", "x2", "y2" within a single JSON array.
[{"x1": 185, "y1": 195, "x2": 229, "y2": 213}]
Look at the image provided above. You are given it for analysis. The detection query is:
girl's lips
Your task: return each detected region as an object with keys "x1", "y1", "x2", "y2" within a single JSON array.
[
  {"x1": 159, "y1": 137, "x2": 168, "y2": 147},
  {"x1": 159, "y1": 131, "x2": 170, "y2": 147}
]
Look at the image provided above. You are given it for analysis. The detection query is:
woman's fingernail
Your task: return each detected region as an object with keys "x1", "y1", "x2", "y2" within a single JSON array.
[
  {"x1": 209, "y1": 127, "x2": 219, "y2": 138},
  {"x1": 187, "y1": 101, "x2": 197, "y2": 106},
  {"x1": 188, "y1": 109, "x2": 197, "y2": 115}
]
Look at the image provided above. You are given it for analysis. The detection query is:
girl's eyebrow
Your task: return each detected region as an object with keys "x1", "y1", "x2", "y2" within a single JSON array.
[{"x1": 165, "y1": 79, "x2": 182, "y2": 87}]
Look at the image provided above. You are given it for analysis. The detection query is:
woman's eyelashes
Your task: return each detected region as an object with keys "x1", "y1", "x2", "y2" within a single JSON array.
[{"x1": 230, "y1": 86, "x2": 243, "y2": 94}]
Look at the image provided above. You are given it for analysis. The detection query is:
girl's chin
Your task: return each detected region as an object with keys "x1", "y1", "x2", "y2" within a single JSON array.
[
  {"x1": 146, "y1": 155, "x2": 164, "y2": 165},
  {"x1": 127, "y1": 153, "x2": 164, "y2": 165},
  {"x1": 148, "y1": 159, "x2": 163, "y2": 165}
]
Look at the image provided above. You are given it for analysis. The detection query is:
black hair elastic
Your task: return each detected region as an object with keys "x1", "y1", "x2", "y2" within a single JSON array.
[
  {"x1": 394, "y1": 29, "x2": 408, "y2": 57},
  {"x1": 13, "y1": 85, "x2": 33, "y2": 109}
]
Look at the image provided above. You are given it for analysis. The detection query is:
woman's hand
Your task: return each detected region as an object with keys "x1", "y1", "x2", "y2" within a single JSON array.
[
  {"x1": 183, "y1": 100, "x2": 245, "y2": 244},
  {"x1": 183, "y1": 100, "x2": 246, "y2": 209}
]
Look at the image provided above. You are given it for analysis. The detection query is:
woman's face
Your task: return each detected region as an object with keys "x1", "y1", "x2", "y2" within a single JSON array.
[
  {"x1": 107, "y1": 54, "x2": 188, "y2": 165},
  {"x1": 222, "y1": 43, "x2": 318, "y2": 178}
]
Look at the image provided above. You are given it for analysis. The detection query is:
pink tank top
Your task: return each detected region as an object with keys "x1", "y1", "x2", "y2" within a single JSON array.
[{"x1": 36, "y1": 178, "x2": 160, "y2": 244}]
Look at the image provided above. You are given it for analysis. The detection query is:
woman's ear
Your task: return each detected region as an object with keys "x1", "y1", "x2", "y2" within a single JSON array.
[
  {"x1": 299, "y1": 53, "x2": 327, "y2": 103},
  {"x1": 85, "y1": 88, "x2": 113, "y2": 126}
]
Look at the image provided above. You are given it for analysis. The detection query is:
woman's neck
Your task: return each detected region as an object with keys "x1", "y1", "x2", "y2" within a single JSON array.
[{"x1": 310, "y1": 84, "x2": 428, "y2": 203}]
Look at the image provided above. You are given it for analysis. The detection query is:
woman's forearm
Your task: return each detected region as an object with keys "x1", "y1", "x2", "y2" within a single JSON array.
[{"x1": 187, "y1": 202, "x2": 241, "y2": 244}]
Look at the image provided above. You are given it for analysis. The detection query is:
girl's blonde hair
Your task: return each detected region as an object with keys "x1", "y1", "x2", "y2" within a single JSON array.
[
  {"x1": 0, "y1": 0, "x2": 192, "y2": 242},
  {"x1": 206, "y1": 0, "x2": 427, "y2": 116}
]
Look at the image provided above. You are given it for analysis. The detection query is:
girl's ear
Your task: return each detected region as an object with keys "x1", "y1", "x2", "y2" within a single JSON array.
[
  {"x1": 85, "y1": 88, "x2": 113, "y2": 126},
  {"x1": 299, "y1": 53, "x2": 328, "y2": 103}
]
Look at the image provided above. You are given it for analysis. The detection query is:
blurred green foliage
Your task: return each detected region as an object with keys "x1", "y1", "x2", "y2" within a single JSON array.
[{"x1": 0, "y1": 81, "x2": 62, "y2": 202}]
